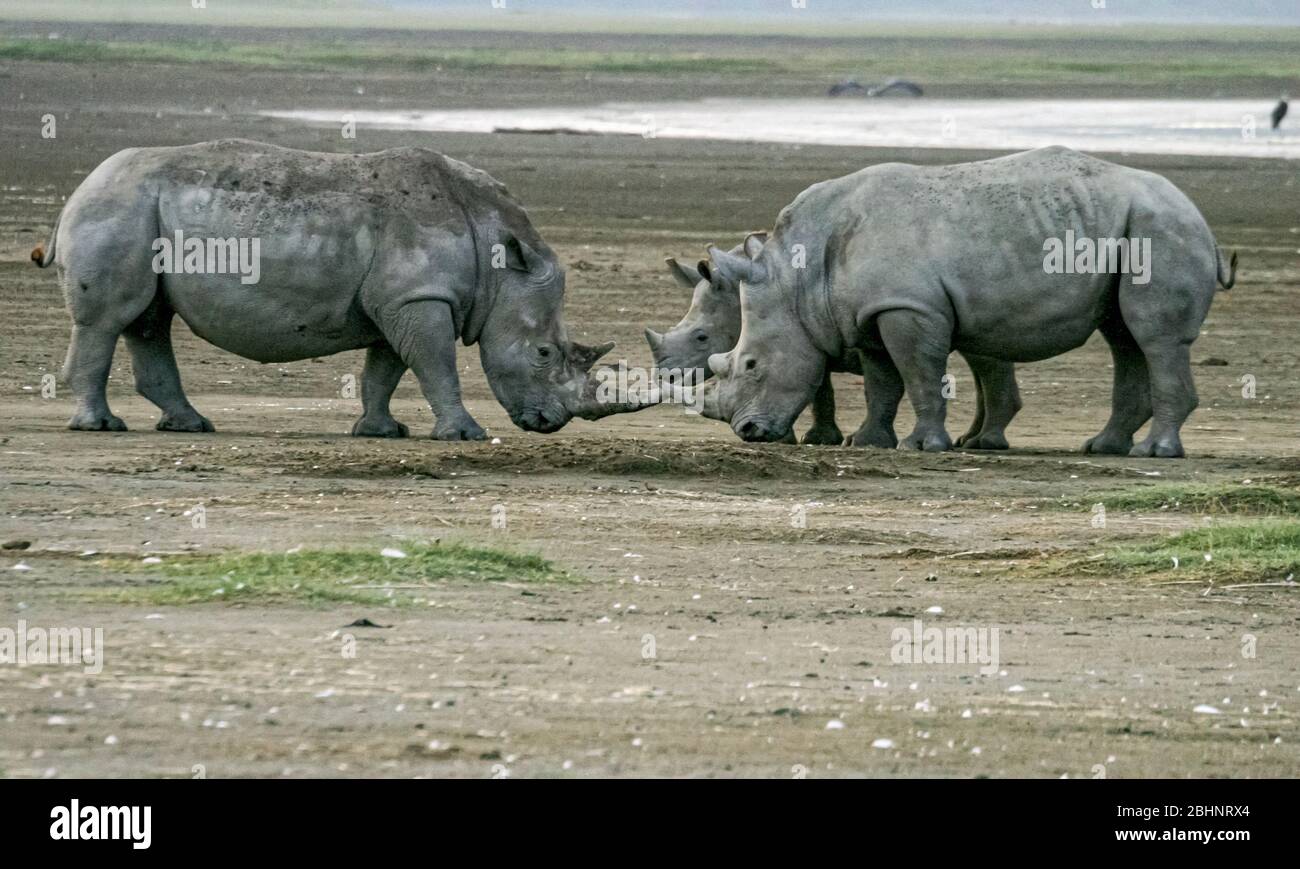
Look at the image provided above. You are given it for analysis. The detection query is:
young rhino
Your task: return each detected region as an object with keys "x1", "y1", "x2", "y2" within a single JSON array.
[{"x1": 645, "y1": 233, "x2": 1022, "y2": 449}]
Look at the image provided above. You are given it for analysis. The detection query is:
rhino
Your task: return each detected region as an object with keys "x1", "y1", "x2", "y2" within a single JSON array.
[
  {"x1": 31, "y1": 139, "x2": 653, "y2": 438},
  {"x1": 697, "y1": 147, "x2": 1237, "y2": 457},
  {"x1": 646, "y1": 235, "x2": 1023, "y2": 449}
]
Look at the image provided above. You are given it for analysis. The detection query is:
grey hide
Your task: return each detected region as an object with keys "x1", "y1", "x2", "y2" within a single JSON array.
[
  {"x1": 647, "y1": 235, "x2": 1023, "y2": 449},
  {"x1": 699, "y1": 147, "x2": 1237, "y2": 458},
  {"x1": 33, "y1": 139, "x2": 656, "y2": 439}
]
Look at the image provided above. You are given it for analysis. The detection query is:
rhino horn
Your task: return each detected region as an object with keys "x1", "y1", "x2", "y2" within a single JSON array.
[
  {"x1": 567, "y1": 372, "x2": 663, "y2": 421},
  {"x1": 644, "y1": 328, "x2": 664, "y2": 351},
  {"x1": 569, "y1": 340, "x2": 615, "y2": 373}
]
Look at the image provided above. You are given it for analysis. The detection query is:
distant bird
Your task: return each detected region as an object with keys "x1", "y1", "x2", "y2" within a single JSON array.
[
  {"x1": 1271, "y1": 94, "x2": 1289, "y2": 130},
  {"x1": 828, "y1": 77, "x2": 923, "y2": 98}
]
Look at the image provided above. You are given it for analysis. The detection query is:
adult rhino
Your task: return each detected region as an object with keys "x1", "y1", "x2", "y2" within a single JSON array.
[
  {"x1": 32, "y1": 139, "x2": 653, "y2": 439},
  {"x1": 697, "y1": 147, "x2": 1236, "y2": 457},
  {"x1": 646, "y1": 235, "x2": 1023, "y2": 449}
]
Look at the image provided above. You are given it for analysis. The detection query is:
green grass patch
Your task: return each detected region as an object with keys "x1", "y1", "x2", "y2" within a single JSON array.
[
  {"x1": 1096, "y1": 484, "x2": 1300, "y2": 517},
  {"x1": 102, "y1": 541, "x2": 572, "y2": 606},
  {"x1": 1054, "y1": 520, "x2": 1300, "y2": 583}
]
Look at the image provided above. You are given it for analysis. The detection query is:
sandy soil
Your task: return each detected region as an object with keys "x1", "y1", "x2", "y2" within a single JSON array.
[{"x1": 0, "y1": 52, "x2": 1297, "y2": 777}]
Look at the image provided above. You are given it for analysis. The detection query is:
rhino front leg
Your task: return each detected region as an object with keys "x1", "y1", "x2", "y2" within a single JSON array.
[
  {"x1": 350, "y1": 341, "x2": 410, "y2": 438},
  {"x1": 382, "y1": 300, "x2": 486, "y2": 441},
  {"x1": 877, "y1": 309, "x2": 952, "y2": 452},
  {"x1": 801, "y1": 373, "x2": 844, "y2": 445},
  {"x1": 124, "y1": 299, "x2": 214, "y2": 433},
  {"x1": 846, "y1": 348, "x2": 903, "y2": 448},
  {"x1": 956, "y1": 353, "x2": 1020, "y2": 450}
]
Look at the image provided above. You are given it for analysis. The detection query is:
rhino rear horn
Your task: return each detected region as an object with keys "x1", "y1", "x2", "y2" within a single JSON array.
[{"x1": 570, "y1": 340, "x2": 615, "y2": 372}]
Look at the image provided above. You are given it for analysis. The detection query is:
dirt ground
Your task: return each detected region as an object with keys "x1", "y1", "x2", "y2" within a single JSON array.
[{"x1": 0, "y1": 41, "x2": 1298, "y2": 777}]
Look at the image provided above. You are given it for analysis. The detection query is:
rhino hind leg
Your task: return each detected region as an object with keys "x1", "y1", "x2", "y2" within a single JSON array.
[
  {"x1": 124, "y1": 298, "x2": 214, "y2": 433},
  {"x1": 64, "y1": 325, "x2": 128, "y2": 432},
  {"x1": 1084, "y1": 321, "x2": 1152, "y2": 455},
  {"x1": 846, "y1": 347, "x2": 902, "y2": 448},
  {"x1": 956, "y1": 353, "x2": 1020, "y2": 450},
  {"x1": 1127, "y1": 339, "x2": 1195, "y2": 459},
  {"x1": 801, "y1": 372, "x2": 844, "y2": 445},
  {"x1": 380, "y1": 300, "x2": 486, "y2": 441},
  {"x1": 350, "y1": 341, "x2": 410, "y2": 438},
  {"x1": 877, "y1": 309, "x2": 952, "y2": 452}
]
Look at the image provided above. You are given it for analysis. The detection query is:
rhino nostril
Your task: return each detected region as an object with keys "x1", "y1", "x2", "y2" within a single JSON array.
[{"x1": 739, "y1": 421, "x2": 758, "y2": 438}]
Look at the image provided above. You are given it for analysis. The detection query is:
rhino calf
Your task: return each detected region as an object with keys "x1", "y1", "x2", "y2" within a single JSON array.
[
  {"x1": 647, "y1": 234, "x2": 1023, "y2": 449},
  {"x1": 33, "y1": 139, "x2": 652, "y2": 438},
  {"x1": 702, "y1": 147, "x2": 1236, "y2": 457}
]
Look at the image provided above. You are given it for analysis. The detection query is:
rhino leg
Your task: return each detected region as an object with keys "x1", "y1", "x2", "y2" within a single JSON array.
[
  {"x1": 847, "y1": 348, "x2": 903, "y2": 448},
  {"x1": 124, "y1": 297, "x2": 213, "y2": 433},
  {"x1": 381, "y1": 300, "x2": 486, "y2": 441},
  {"x1": 350, "y1": 341, "x2": 410, "y2": 438},
  {"x1": 877, "y1": 309, "x2": 952, "y2": 452},
  {"x1": 1128, "y1": 339, "x2": 1195, "y2": 458},
  {"x1": 1084, "y1": 321, "x2": 1152, "y2": 455},
  {"x1": 801, "y1": 373, "x2": 844, "y2": 445},
  {"x1": 63, "y1": 325, "x2": 128, "y2": 432},
  {"x1": 956, "y1": 353, "x2": 1019, "y2": 450}
]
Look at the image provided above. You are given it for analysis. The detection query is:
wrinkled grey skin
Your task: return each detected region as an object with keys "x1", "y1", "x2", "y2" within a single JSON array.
[
  {"x1": 647, "y1": 235, "x2": 1023, "y2": 449},
  {"x1": 34, "y1": 139, "x2": 654, "y2": 439},
  {"x1": 701, "y1": 147, "x2": 1236, "y2": 458}
]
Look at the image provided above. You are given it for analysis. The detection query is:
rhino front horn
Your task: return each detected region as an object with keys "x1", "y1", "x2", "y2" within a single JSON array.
[{"x1": 644, "y1": 328, "x2": 664, "y2": 351}]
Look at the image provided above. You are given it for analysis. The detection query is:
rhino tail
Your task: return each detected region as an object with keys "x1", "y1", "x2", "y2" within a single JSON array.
[
  {"x1": 31, "y1": 210, "x2": 61, "y2": 268},
  {"x1": 1215, "y1": 245, "x2": 1237, "y2": 290}
]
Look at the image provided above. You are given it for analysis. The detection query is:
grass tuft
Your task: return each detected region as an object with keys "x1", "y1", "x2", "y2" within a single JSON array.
[
  {"x1": 1098, "y1": 484, "x2": 1300, "y2": 517},
  {"x1": 1055, "y1": 520, "x2": 1300, "y2": 583},
  {"x1": 102, "y1": 541, "x2": 572, "y2": 606}
]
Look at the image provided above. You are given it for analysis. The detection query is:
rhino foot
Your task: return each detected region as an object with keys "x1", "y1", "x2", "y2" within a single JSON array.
[
  {"x1": 1082, "y1": 432, "x2": 1133, "y2": 455},
  {"x1": 957, "y1": 431, "x2": 1009, "y2": 451},
  {"x1": 847, "y1": 425, "x2": 897, "y2": 449},
  {"x1": 68, "y1": 410, "x2": 127, "y2": 432},
  {"x1": 351, "y1": 415, "x2": 409, "y2": 439},
  {"x1": 433, "y1": 414, "x2": 487, "y2": 441},
  {"x1": 898, "y1": 429, "x2": 952, "y2": 452},
  {"x1": 1128, "y1": 435, "x2": 1184, "y2": 459},
  {"x1": 157, "y1": 409, "x2": 215, "y2": 433},
  {"x1": 801, "y1": 423, "x2": 844, "y2": 446}
]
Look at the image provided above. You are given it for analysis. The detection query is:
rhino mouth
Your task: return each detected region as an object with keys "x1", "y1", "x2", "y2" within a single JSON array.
[
  {"x1": 733, "y1": 414, "x2": 788, "y2": 443},
  {"x1": 513, "y1": 407, "x2": 569, "y2": 433}
]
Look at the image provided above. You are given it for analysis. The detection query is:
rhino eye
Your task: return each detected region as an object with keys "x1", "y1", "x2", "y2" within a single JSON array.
[
  {"x1": 744, "y1": 358, "x2": 757, "y2": 371},
  {"x1": 695, "y1": 333, "x2": 709, "y2": 344}
]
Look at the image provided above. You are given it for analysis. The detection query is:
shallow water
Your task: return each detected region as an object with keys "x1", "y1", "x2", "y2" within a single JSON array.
[{"x1": 265, "y1": 98, "x2": 1297, "y2": 158}]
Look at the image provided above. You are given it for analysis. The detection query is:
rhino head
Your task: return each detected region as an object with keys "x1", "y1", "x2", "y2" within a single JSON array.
[
  {"x1": 643, "y1": 233, "x2": 765, "y2": 385},
  {"x1": 479, "y1": 235, "x2": 659, "y2": 433},
  {"x1": 696, "y1": 241, "x2": 824, "y2": 443}
]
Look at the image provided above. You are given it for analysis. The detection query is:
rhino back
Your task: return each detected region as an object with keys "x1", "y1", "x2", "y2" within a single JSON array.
[
  {"x1": 86, "y1": 141, "x2": 497, "y2": 361},
  {"x1": 769, "y1": 148, "x2": 1217, "y2": 361}
]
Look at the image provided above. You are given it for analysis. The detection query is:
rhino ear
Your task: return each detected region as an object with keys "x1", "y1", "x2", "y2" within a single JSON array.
[
  {"x1": 501, "y1": 234, "x2": 547, "y2": 273},
  {"x1": 696, "y1": 259, "x2": 713, "y2": 285},
  {"x1": 708, "y1": 352, "x2": 732, "y2": 378},
  {"x1": 665, "y1": 257, "x2": 702, "y2": 288},
  {"x1": 707, "y1": 244, "x2": 762, "y2": 286},
  {"x1": 743, "y1": 232, "x2": 768, "y2": 259},
  {"x1": 569, "y1": 340, "x2": 615, "y2": 373}
]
